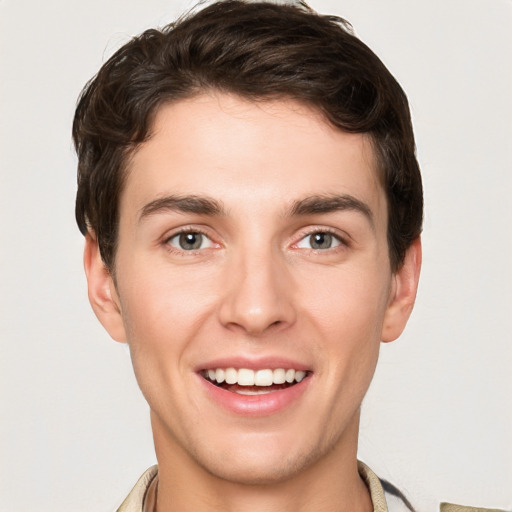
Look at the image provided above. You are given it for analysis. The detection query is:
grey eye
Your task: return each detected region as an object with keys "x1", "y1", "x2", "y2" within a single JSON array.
[
  {"x1": 168, "y1": 232, "x2": 213, "y2": 251},
  {"x1": 179, "y1": 232, "x2": 203, "y2": 250},
  {"x1": 310, "y1": 233, "x2": 334, "y2": 249},
  {"x1": 296, "y1": 232, "x2": 341, "y2": 250}
]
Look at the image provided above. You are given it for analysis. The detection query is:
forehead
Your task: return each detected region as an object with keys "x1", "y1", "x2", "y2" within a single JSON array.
[{"x1": 122, "y1": 93, "x2": 386, "y2": 225}]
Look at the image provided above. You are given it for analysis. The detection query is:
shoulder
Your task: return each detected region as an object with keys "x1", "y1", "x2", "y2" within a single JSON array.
[
  {"x1": 441, "y1": 504, "x2": 510, "y2": 512},
  {"x1": 359, "y1": 461, "x2": 509, "y2": 512}
]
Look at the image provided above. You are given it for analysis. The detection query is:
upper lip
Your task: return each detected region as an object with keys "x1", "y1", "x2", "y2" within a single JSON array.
[{"x1": 194, "y1": 355, "x2": 311, "y2": 372}]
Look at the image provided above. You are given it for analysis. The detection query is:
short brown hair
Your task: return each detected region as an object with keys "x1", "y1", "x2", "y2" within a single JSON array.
[{"x1": 73, "y1": 0, "x2": 423, "y2": 272}]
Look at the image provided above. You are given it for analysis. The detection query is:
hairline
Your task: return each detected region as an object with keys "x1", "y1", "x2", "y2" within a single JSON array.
[{"x1": 103, "y1": 91, "x2": 388, "y2": 277}]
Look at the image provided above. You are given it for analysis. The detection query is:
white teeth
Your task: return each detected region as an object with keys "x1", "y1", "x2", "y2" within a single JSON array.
[
  {"x1": 254, "y1": 369, "x2": 273, "y2": 386},
  {"x1": 215, "y1": 368, "x2": 225, "y2": 383},
  {"x1": 295, "y1": 370, "x2": 306, "y2": 382},
  {"x1": 237, "y1": 368, "x2": 255, "y2": 386},
  {"x1": 273, "y1": 368, "x2": 286, "y2": 384},
  {"x1": 204, "y1": 367, "x2": 308, "y2": 386},
  {"x1": 235, "y1": 388, "x2": 278, "y2": 395},
  {"x1": 285, "y1": 369, "x2": 295, "y2": 383},
  {"x1": 225, "y1": 367, "x2": 238, "y2": 385}
]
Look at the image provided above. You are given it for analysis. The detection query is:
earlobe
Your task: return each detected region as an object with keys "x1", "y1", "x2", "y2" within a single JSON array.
[
  {"x1": 381, "y1": 237, "x2": 422, "y2": 343},
  {"x1": 83, "y1": 233, "x2": 127, "y2": 343}
]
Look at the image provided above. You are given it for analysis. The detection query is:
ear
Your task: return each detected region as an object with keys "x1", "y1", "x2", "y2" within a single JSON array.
[
  {"x1": 381, "y1": 237, "x2": 422, "y2": 343},
  {"x1": 83, "y1": 233, "x2": 127, "y2": 343}
]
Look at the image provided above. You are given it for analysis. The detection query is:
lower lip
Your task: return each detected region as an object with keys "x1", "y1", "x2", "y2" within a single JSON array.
[{"x1": 198, "y1": 375, "x2": 311, "y2": 416}]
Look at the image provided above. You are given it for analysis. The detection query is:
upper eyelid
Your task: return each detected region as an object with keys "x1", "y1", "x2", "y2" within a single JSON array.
[
  {"x1": 292, "y1": 226, "x2": 350, "y2": 244},
  {"x1": 166, "y1": 229, "x2": 210, "y2": 241},
  {"x1": 163, "y1": 225, "x2": 213, "y2": 242},
  {"x1": 163, "y1": 229, "x2": 218, "y2": 256},
  {"x1": 161, "y1": 225, "x2": 350, "y2": 248},
  {"x1": 162, "y1": 228, "x2": 214, "y2": 252}
]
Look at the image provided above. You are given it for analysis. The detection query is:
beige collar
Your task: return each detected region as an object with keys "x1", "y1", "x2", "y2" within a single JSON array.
[
  {"x1": 116, "y1": 465, "x2": 158, "y2": 512},
  {"x1": 116, "y1": 461, "x2": 389, "y2": 512},
  {"x1": 358, "y1": 461, "x2": 389, "y2": 512},
  {"x1": 115, "y1": 462, "x2": 506, "y2": 512}
]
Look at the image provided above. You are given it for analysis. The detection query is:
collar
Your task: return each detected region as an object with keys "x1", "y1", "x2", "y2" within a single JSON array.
[
  {"x1": 116, "y1": 465, "x2": 158, "y2": 512},
  {"x1": 115, "y1": 462, "x2": 506, "y2": 512},
  {"x1": 116, "y1": 461, "x2": 390, "y2": 512},
  {"x1": 358, "y1": 461, "x2": 389, "y2": 512}
]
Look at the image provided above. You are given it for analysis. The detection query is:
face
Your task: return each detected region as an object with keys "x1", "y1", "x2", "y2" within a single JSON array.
[{"x1": 86, "y1": 93, "x2": 420, "y2": 486}]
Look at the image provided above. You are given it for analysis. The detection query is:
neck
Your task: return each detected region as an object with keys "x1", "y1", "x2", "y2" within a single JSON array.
[{"x1": 151, "y1": 412, "x2": 373, "y2": 512}]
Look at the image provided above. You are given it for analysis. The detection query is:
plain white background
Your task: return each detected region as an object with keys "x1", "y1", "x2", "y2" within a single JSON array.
[{"x1": 0, "y1": 0, "x2": 511, "y2": 511}]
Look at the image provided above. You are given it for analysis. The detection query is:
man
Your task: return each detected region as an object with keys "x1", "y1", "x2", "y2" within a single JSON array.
[{"x1": 72, "y1": 1, "x2": 470, "y2": 511}]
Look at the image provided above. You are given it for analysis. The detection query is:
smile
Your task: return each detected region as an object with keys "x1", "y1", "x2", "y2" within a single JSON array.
[{"x1": 201, "y1": 368, "x2": 308, "y2": 395}]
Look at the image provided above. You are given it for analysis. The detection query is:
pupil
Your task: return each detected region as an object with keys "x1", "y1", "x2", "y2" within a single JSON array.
[
  {"x1": 179, "y1": 232, "x2": 202, "y2": 250},
  {"x1": 311, "y1": 233, "x2": 332, "y2": 249}
]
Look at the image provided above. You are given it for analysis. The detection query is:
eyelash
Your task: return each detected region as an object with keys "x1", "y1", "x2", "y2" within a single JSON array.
[
  {"x1": 163, "y1": 227, "x2": 216, "y2": 255},
  {"x1": 162, "y1": 227, "x2": 349, "y2": 255},
  {"x1": 293, "y1": 228, "x2": 349, "y2": 252}
]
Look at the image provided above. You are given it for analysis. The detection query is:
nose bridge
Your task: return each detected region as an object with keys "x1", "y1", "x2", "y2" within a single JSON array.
[{"x1": 219, "y1": 240, "x2": 295, "y2": 334}]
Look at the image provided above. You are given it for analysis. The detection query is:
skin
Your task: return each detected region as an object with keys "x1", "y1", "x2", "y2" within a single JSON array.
[{"x1": 84, "y1": 93, "x2": 421, "y2": 512}]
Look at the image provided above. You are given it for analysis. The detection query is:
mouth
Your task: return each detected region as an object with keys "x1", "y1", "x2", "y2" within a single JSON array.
[{"x1": 200, "y1": 367, "x2": 310, "y2": 395}]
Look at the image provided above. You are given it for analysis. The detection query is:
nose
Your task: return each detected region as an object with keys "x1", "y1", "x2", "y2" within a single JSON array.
[{"x1": 218, "y1": 248, "x2": 297, "y2": 336}]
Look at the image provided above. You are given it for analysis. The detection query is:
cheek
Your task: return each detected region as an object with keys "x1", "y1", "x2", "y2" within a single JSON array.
[
  {"x1": 117, "y1": 255, "x2": 218, "y2": 338},
  {"x1": 300, "y1": 265, "x2": 390, "y2": 388},
  {"x1": 115, "y1": 264, "x2": 218, "y2": 410},
  {"x1": 301, "y1": 264, "x2": 391, "y2": 337}
]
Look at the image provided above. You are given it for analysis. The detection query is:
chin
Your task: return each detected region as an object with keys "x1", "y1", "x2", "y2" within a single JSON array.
[
  {"x1": 190, "y1": 430, "x2": 336, "y2": 486},
  {"x1": 199, "y1": 451, "x2": 315, "y2": 486}
]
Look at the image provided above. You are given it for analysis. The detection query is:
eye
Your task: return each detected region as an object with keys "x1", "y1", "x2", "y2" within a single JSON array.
[
  {"x1": 167, "y1": 231, "x2": 214, "y2": 251},
  {"x1": 296, "y1": 232, "x2": 342, "y2": 250}
]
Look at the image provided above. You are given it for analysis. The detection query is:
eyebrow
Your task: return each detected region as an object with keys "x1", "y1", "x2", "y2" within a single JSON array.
[
  {"x1": 138, "y1": 192, "x2": 374, "y2": 226},
  {"x1": 139, "y1": 195, "x2": 225, "y2": 222},
  {"x1": 289, "y1": 194, "x2": 374, "y2": 227}
]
